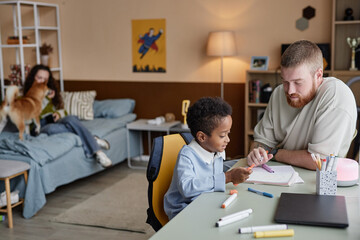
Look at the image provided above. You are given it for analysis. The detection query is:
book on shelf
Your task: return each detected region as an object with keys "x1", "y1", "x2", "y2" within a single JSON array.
[{"x1": 249, "y1": 79, "x2": 261, "y2": 103}]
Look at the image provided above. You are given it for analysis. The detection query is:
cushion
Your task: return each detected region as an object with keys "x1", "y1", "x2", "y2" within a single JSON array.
[
  {"x1": 61, "y1": 91, "x2": 97, "y2": 120},
  {"x1": 93, "y1": 99, "x2": 135, "y2": 119}
]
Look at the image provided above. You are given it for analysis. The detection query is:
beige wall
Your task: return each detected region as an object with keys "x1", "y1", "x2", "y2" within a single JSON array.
[{"x1": 1, "y1": 0, "x2": 331, "y2": 83}]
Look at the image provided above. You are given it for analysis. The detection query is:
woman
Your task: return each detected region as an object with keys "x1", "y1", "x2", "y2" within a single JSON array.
[{"x1": 23, "y1": 64, "x2": 112, "y2": 168}]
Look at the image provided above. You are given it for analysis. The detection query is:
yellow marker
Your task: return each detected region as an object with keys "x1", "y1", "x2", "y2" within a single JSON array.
[{"x1": 254, "y1": 229, "x2": 294, "y2": 238}]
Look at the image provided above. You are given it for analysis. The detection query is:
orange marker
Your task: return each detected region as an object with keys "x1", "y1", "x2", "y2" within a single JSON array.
[
  {"x1": 247, "y1": 164, "x2": 255, "y2": 170},
  {"x1": 221, "y1": 193, "x2": 237, "y2": 208},
  {"x1": 233, "y1": 165, "x2": 255, "y2": 186}
]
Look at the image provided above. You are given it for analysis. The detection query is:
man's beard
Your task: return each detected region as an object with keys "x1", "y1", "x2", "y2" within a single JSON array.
[{"x1": 286, "y1": 82, "x2": 317, "y2": 108}]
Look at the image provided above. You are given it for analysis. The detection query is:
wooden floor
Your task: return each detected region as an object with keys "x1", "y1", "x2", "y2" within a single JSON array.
[{"x1": 0, "y1": 161, "x2": 156, "y2": 240}]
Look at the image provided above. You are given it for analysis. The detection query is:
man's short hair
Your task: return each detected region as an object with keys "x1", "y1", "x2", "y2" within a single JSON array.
[
  {"x1": 187, "y1": 97, "x2": 232, "y2": 137},
  {"x1": 281, "y1": 40, "x2": 323, "y2": 75}
]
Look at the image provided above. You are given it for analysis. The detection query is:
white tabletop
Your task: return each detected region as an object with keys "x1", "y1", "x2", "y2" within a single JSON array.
[
  {"x1": 150, "y1": 161, "x2": 360, "y2": 240},
  {"x1": 126, "y1": 119, "x2": 180, "y2": 131}
]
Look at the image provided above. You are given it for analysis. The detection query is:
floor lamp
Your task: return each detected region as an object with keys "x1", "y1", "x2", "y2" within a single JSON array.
[{"x1": 206, "y1": 31, "x2": 237, "y2": 99}]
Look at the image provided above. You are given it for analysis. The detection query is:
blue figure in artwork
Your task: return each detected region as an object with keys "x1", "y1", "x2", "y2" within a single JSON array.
[{"x1": 138, "y1": 28, "x2": 163, "y2": 59}]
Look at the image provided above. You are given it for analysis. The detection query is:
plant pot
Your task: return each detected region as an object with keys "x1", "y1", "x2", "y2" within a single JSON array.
[{"x1": 40, "y1": 55, "x2": 50, "y2": 66}]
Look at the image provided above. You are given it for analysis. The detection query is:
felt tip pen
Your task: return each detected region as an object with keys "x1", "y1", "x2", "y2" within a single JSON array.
[
  {"x1": 332, "y1": 156, "x2": 338, "y2": 171},
  {"x1": 0, "y1": 215, "x2": 5, "y2": 221},
  {"x1": 248, "y1": 188, "x2": 273, "y2": 198},
  {"x1": 247, "y1": 164, "x2": 255, "y2": 170},
  {"x1": 219, "y1": 208, "x2": 253, "y2": 221},
  {"x1": 254, "y1": 229, "x2": 294, "y2": 238},
  {"x1": 239, "y1": 224, "x2": 288, "y2": 234},
  {"x1": 326, "y1": 154, "x2": 335, "y2": 171},
  {"x1": 215, "y1": 212, "x2": 250, "y2": 227},
  {"x1": 262, "y1": 164, "x2": 274, "y2": 173},
  {"x1": 320, "y1": 158, "x2": 326, "y2": 171},
  {"x1": 221, "y1": 193, "x2": 237, "y2": 208}
]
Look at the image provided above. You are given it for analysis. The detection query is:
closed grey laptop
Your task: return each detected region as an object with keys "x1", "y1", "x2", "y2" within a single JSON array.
[{"x1": 274, "y1": 193, "x2": 349, "y2": 228}]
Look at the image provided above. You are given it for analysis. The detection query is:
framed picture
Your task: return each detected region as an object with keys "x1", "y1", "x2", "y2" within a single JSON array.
[{"x1": 250, "y1": 56, "x2": 269, "y2": 70}]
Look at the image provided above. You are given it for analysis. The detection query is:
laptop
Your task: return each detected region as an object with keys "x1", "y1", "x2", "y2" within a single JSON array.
[{"x1": 274, "y1": 193, "x2": 349, "y2": 228}]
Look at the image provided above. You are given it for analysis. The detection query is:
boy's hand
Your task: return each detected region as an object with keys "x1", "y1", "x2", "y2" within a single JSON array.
[{"x1": 225, "y1": 167, "x2": 252, "y2": 185}]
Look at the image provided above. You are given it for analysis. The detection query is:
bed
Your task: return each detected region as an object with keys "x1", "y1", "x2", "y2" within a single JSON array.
[{"x1": 0, "y1": 98, "x2": 141, "y2": 219}]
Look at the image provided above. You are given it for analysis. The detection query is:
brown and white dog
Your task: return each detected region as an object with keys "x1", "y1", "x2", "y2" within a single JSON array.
[{"x1": 0, "y1": 80, "x2": 49, "y2": 140}]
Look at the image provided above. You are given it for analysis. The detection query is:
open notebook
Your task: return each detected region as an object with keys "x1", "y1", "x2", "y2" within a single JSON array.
[{"x1": 228, "y1": 158, "x2": 304, "y2": 186}]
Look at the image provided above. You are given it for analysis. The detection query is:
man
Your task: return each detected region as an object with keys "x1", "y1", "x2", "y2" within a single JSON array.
[{"x1": 247, "y1": 40, "x2": 357, "y2": 170}]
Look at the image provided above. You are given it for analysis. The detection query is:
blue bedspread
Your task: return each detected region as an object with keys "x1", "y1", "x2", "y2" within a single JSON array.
[
  {"x1": 0, "y1": 132, "x2": 82, "y2": 166},
  {"x1": 0, "y1": 113, "x2": 139, "y2": 219}
]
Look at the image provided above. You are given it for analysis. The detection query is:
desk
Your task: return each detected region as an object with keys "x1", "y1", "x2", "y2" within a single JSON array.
[
  {"x1": 126, "y1": 119, "x2": 181, "y2": 169},
  {"x1": 150, "y1": 162, "x2": 360, "y2": 240}
]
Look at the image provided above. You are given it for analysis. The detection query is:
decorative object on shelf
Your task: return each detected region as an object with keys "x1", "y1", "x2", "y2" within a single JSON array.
[
  {"x1": 8, "y1": 64, "x2": 31, "y2": 86},
  {"x1": 260, "y1": 83, "x2": 273, "y2": 103},
  {"x1": 181, "y1": 100, "x2": 190, "y2": 129},
  {"x1": 344, "y1": 8, "x2": 354, "y2": 21},
  {"x1": 40, "y1": 43, "x2": 53, "y2": 66},
  {"x1": 250, "y1": 56, "x2": 269, "y2": 71},
  {"x1": 206, "y1": 31, "x2": 237, "y2": 99},
  {"x1": 6, "y1": 36, "x2": 29, "y2": 44},
  {"x1": 165, "y1": 113, "x2": 175, "y2": 122},
  {"x1": 346, "y1": 37, "x2": 360, "y2": 71}
]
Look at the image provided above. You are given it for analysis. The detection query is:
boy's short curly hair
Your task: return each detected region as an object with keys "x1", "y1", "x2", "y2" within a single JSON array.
[{"x1": 187, "y1": 97, "x2": 232, "y2": 138}]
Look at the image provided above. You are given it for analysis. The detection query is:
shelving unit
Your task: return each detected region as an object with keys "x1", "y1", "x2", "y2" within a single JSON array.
[
  {"x1": 244, "y1": 69, "x2": 281, "y2": 153},
  {"x1": 0, "y1": 0, "x2": 63, "y2": 99},
  {"x1": 331, "y1": 0, "x2": 360, "y2": 76}
]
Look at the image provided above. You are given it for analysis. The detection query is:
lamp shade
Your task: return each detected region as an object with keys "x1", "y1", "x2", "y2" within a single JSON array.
[{"x1": 206, "y1": 31, "x2": 237, "y2": 57}]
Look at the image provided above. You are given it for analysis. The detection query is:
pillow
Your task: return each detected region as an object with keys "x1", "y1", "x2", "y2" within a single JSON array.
[
  {"x1": 61, "y1": 91, "x2": 97, "y2": 120},
  {"x1": 93, "y1": 99, "x2": 135, "y2": 118}
]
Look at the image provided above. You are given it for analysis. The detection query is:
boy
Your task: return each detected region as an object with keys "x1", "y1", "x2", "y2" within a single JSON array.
[{"x1": 164, "y1": 97, "x2": 251, "y2": 220}]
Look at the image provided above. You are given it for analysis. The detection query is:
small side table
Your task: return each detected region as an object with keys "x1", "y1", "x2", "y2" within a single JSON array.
[
  {"x1": 0, "y1": 160, "x2": 30, "y2": 228},
  {"x1": 126, "y1": 119, "x2": 181, "y2": 169}
]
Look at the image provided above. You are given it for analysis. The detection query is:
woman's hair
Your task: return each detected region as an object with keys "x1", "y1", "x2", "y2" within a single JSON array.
[
  {"x1": 23, "y1": 64, "x2": 63, "y2": 109},
  {"x1": 281, "y1": 39, "x2": 323, "y2": 75},
  {"x1": 187, "y1": 97, "x2": 232, "y2": 137}
]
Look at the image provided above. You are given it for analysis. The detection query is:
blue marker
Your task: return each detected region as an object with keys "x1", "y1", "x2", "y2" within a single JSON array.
[{"x1": 248, "y1": 188, "x2": 273, "y2": 198}]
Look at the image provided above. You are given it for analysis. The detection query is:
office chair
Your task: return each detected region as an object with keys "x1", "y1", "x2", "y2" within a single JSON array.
[
  {"x1": 146, "y1": 132, "x2": 193, "y2": 231},
  {"x1": 347, "y1": 76, "x2": 360, "y2": 160}
]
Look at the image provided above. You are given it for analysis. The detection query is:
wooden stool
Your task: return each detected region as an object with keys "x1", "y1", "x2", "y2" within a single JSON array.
[{"x1": 0, "y1": 160, "x2": 30, "y2": 228}]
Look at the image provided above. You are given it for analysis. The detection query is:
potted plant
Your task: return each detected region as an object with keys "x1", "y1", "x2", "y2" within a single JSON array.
[{"x1": 40, "y1": 43, "x2": 53, "y2": 66}]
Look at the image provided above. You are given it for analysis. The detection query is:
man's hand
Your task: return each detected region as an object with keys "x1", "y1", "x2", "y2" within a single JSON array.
[
  {"x1": 247, "y1": 147, "x2": 273, "y2": 167},
  {"x1": 225, "y1": 167, "x2": 252, "y2": 185}
]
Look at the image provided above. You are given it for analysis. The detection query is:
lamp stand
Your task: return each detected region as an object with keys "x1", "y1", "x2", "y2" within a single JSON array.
[{"x1": 220, "y1": 56, "x2": 224, "y2": 99}]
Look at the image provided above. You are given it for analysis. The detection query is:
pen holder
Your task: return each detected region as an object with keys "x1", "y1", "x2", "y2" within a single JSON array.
[{"x1": 316, "y1": 170, "x2": 337, "y2": 195}]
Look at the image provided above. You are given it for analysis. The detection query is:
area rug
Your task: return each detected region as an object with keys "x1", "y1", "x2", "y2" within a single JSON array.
[{"x1": 52, "y1": 172, "x2": 152, "y2": 233}]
